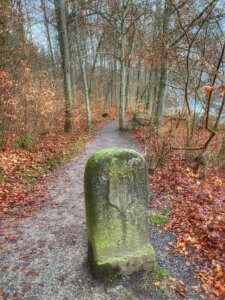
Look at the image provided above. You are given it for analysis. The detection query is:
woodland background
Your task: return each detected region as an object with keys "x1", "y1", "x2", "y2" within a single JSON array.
[{"x1": 0, "y1": 0, "x2": 225, "y2": 153}]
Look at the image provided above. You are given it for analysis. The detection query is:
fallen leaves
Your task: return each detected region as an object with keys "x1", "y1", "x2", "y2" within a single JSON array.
[
  {"x1": 169, "y1": 277, "x2": 177, "y2": 282},
  {"x1": 0, "y1": 113, "x2": 110, "y2": 221},
  {"x1": 176, "y1": 281, "x2": 188, "y2": 297},
  {"x1": 168, "y1": 277, "x2": 188, "y2": 297},
  {"x1": 154, "y1": 280, "x2": 161, "y2": 287},
  {"x1": 132, "y1": 126, "x2": 225, "y2": 298},
  {"x1": 152, "y1": 161, "x2": 225, "y2": 298}
]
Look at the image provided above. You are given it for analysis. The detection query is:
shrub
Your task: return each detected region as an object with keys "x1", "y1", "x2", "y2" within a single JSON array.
[{"x1": 15, "y1": 133, "x2": 38, "y2": 150}]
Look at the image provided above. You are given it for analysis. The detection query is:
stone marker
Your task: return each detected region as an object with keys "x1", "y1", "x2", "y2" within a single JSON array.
[{"x1": 84, "y1": 148, "x2": 155, "y2": 278}]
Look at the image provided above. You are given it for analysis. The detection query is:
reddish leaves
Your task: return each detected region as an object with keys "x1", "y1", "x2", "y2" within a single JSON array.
[
  {"x1": 219, "y1": 85, "x2": 225, "y2": 93},
  {"x1": 202, "y1": 85, "x2": 214, "y2": 93},
  {"x1": 202, "y1": 85, "x2": 225, "y2": 93},
  {"x1": 152, "y1": 162, "x2": 225, "y2": 298},
  {"x1": 133, "y1": 127, "x2": 225, "y2": 298},
  {"x1": 0, "y1": 112, "x2": 112, "y2": 220}
]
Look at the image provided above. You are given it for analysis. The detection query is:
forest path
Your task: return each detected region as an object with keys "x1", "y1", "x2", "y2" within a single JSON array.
[{"x1": 0, "y1": 121, "x2": 205, "y2": 300}]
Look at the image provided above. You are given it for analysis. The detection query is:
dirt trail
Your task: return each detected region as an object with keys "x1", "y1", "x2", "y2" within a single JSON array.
[{"x1": 0, "y1": 122, "x2": 206, "y2": 300}]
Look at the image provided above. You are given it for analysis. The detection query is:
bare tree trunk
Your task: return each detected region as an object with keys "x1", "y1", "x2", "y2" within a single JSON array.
[
  {"x1": 144, "y1": 67, "x2": 149, "y2": 109},
  {"x1": 119, "y1": 24, "x2": 126, "y2": 130},
  {"x1": 136, "y1": 59, "x2": 141, "y2": 104},
  {"x1": 68, "y1": 24, "x2": 77, "y2": 102},
  {"x1": 125, "y1": 62, "x2": 131, "y2": 110},
  {"x1": 88, "y1": 32, "x2": 104, "y2": 97},
  {"x1": 41, "y1": 0, "x2": 55, "y2": 78},
  {"x1": 150, "y1": 68, "x2": 160, "y2": 125},
  {"x1": 54, "y1": 0, "x2": 72, "y2": 132},
  {"x1": 114, "y1": 59, "x2": 118, "y2": 110},
  {"x1": 126, "y1": 25, "x2": 135, "y2": 110},
  {"x1": 147, "y1": 69, "x2": 153, "y2": 116},
  {"x1": 70, "y1": 57, "x2": 76, "y2": 101},
  {"x1": 74, "y1": 4, "x2": 91, "y2": 128},
  {"x1": 155, "y1": 57, "x2": 168, "y2": 127},
  {"x1": 16, "y1": 0, "x2": 25, "y2": 42},
  {"x1": 154, "y1": 1, "x2": 172, "y2": 128}
]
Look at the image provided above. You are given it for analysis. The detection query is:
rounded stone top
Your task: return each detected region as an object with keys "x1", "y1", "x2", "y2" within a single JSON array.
[{"x1": 86, "y1": 148, "x2": 145, "y2": 169}]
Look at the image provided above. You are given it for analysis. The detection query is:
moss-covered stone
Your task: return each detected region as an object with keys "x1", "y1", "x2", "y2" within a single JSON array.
[{"x1": 84, "y1": 148, "x2": 156, "y2": 278}]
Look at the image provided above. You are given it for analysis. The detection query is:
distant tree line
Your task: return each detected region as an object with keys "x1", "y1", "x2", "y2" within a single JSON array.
[{"x1": 0, "y1": 0, "x2": 224, "y2": 154}]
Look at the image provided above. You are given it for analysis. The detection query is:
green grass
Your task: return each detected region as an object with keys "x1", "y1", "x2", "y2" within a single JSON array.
[
  {"x1": 0, "y1": 175, "x2": 4, "y2": 183},
  {"x1": 27, "y1": 177, "x2": 35, "y2": 186},
  {"x1": 153, "y1": 265, "x2": 169, "y2": 279},
  {"x1": 157, "y1": 284, "x2": 169, "y2": 295},
  {"x1": 149, "y1": 213, "x2": 169, "y2": 225},
  {"x1": 41, "y1": 165, "x2": 49, "y2": 174},
  {"x1": 48, "y1": 157, "x2": 60, "y2": 169},
  {"x1": 149, "y1": 264, "x2": 170, "y2": 296},
  {"x1": 15, "y1": 133, "x2": 38, "y2": 151},
  {"x1": 88, "y1": 125, "x2": 96, "y2": 131}
]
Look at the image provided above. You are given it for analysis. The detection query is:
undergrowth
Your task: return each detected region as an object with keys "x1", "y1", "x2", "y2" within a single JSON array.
[{"x1": 0, "y1": 116, "x2": 111, "y2": 219}]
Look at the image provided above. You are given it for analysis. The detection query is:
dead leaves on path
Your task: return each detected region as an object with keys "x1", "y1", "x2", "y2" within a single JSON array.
[{"x1": 168, "y1": 278, "x2": 188, "y2": 297}]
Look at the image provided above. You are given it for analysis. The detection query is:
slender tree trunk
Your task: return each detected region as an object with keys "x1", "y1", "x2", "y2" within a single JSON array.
[
  {"x1": 68, "y1": 24, "x2": 76, "y2": 101},
  {"x1": 136, "y1": 59, "x2": 141, "y2": 104},
  {"x1": 114, "y1": 59, "x2": 118, "y2": 110},
  {"x1": 144, "y1": 67, "x2": 149, "y2": 109},
  {"x1": 54, "y1": 0, "x2": 72, "y2": 132},
  {"x1": 150, "y1": 68, "x2": 159, "y2": 124},
  {"x1": 147, "y1": 69, "x2": 153, "y2": 117},
  {"x1": 154, "y1": 1, "x2": 172, "y2": 128},
  {"x1": 41, "y1": 0, "x2": 55, "y2": 78},
  {"x1": 125, "y1": 61, "x2": 131, "y2": 110},
  {"x1": 104, "y1": 77, "x2": 113, "y2": 110},
  {"x1": 154, "y1": 56, "x2": 168, "y2": 127},
  {"x1": 70, "y1": 57, "x2": 76, "y2": 101},
  {"x1": 16, "y1": 0, "x2": 25, "y2": 42},
  {"x1": 88, "y1": 32, "x2": 104, "y2": 96},
  {"x1": 74, "y1": 6, "x2": 91, "y2": 128},
  {"x1": 119, "y1": 22, "x2": 126, "y2": 130}
]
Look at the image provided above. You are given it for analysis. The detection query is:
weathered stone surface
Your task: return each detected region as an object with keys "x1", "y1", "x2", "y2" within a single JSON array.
[{"x1": 84, "y1": 148, "x2": 155, "y2": 278}]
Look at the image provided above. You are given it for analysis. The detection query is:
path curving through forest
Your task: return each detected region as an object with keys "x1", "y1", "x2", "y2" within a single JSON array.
[{"x1": 0, "y1": 122, "x2": 206, "y2": 300}]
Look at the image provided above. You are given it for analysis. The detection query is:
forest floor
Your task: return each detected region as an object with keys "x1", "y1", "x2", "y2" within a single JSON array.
[{"x1": 0, "y1": 121, "x2": 222, "y2": 300}]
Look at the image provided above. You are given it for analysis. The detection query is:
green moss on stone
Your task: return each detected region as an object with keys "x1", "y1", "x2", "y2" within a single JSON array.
[
  {"x1": 85, "y1": 148, "x2": 156, "y2": 278},
  {"x1": 89, "y1": 242, "x2": 155, "y2": 278},
  {"x1": 86, "y1": 148, "x2": 146, "y2": 170}
]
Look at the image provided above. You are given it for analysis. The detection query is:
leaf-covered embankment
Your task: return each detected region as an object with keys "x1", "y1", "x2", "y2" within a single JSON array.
[
  {"x1": 132, "y1": 126, "x2": 225, "y2": 299},
  {"x1": 0, "y1": 112, "x2": 113, "y2": 220}
]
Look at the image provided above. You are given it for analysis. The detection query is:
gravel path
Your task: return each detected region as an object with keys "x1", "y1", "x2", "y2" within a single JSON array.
[{"x1": 0, "y1": 122, "x2": 207, "y2": 300}]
